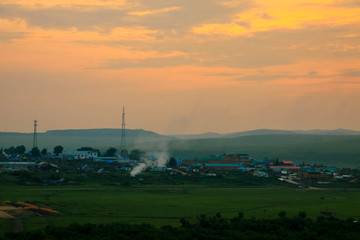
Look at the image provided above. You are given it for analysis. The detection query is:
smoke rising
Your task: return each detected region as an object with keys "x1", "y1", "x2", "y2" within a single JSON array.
[
  {"x1": 129, "y1": 139, "x2": 169, "y2": 177},
  {"x1": 130, "y1": 151, "x2": 169, "y2": 177},
  {"x1": 130, "y1": 163, "x2": 147, "y2": 177}
]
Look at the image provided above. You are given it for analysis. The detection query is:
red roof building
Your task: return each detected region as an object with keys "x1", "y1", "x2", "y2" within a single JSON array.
[{"x1": 270, "y1": 166, "x2": 301, "y2": 170}]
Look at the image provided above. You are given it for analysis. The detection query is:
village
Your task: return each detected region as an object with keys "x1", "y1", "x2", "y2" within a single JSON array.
[{"x1": 0, "y1": 147, "x2": 358, "y2": 187}]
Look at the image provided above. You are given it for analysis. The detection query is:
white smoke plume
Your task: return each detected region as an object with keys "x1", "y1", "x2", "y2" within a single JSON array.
[
  {"x1": 129, "y1": 140, "x2": 169, "y2": 177},
  {"x1": 130, "y1": 163, "x2": 147, "y2": 177},
  {"x1": 153, "y1": 151, "x2": 169, "y2": 167}
]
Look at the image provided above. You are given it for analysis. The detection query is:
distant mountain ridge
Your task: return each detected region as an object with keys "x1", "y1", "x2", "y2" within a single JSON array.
[
  {"x1": 45, "y1": 128, "x2": 162, "y2": 138},
  {"x1": 1, "y1": 128, "x2": 360, "y2": 140},
  {"x1": 171, "y1": 128, "x2": 360, "y2": 139},
  {"x1": 0, "y1": 128, "x2": 162, "y2": 137},
  {"x1": 1, "y1": 128, "x2": 360, "y2": 139},
  {"x1": 0, "y1": 128, "x2": 168, "y2": 149},
  {"x1": 293, "y1": 129, "x2": 360, "y2": 135}
]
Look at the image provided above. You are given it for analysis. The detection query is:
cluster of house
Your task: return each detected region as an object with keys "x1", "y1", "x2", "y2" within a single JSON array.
[
  {"x1": 269, "y1": 161, "x2": 353, "y2": 183},
  {"x1": 0, "y1": 150, "x2": 356, "y2": 183},
  {"x1": 174, "y1": 154, "x2": 354, "y2": 183},
  {"x1": 177, "y1": 154, "x2": 269, "y2": 177},
  {"x1": 270, "y1": 161, "x2": 340, "y2": 179},
  {"x1": 0, "y1": 150, "x2": 96, "y2": 171}
]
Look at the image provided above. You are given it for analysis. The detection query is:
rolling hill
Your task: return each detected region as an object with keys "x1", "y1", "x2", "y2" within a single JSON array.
[
  {"x1": 0, "y1": 129, "x2": 168, "y2": 150},
  {"x1": 1, "y1": 128, "x2": 360, "y2": 167},
  {"x1": 171, "y1": 129, "x2": 360, "y2": 139}
]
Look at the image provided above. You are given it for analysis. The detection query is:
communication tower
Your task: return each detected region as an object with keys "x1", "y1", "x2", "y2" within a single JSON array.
[
  {"x1": 33, "y1": 120, "x2": 38, "y2": 148},
  {"x1": 120, "y1": 106, "x2": 126, "y2": 150}
]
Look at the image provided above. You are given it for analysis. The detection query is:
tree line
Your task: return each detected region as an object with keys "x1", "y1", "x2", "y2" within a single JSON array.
[
  {"x1": 1, "y1": 145, "x2": 174, "y2": 162},
  {"x1": 2, "y1": 212, "x2": 360, "y2": 240},
  {"x1": 1, "y1": 145, "x2": 60, "y2": 158}
]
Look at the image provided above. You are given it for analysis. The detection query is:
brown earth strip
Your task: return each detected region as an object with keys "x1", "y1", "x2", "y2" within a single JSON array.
[{"x1": 0, "y1": 206, "x2": 17, "y2": 219}]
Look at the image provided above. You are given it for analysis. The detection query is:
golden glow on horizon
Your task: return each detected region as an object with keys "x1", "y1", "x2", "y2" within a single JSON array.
[{"x1": 193, "y1": 0, "x2": 360, "y2": 36}]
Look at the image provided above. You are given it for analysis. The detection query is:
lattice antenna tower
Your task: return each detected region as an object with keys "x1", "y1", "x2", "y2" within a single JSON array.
[
  {"x1": 33, "y1": 120, "x2": 38, "y2": 148},
  {"x1": 120, "y1": 106, "x2": 126, "y2": 150}
]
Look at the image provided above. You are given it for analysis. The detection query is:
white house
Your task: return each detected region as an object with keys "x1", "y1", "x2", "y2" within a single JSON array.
[
  {"x1": 0, "y1": 162, "x2": 36, "y2": 170},
  {"x1": 60, "y1": 151, "x2": 98, "y2": 160}
]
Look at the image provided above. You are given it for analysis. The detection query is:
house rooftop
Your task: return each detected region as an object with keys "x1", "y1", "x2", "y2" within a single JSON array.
[
  {"x1": 270, "y1": 166, "x2": 301, "y2": 170},
  {"x1": 281, "y1": 161, "x2": 294, "y2": 165},
  {"x1": 205, "y1": 163, "x2": 244, "y2": 167},
  {"x1": 300, "y1": 168, "x2": 322, "y2": 173}
]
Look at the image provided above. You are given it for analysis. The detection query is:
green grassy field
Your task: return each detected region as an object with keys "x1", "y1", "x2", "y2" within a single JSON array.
[{"x1": 2, "y1": 182, "x2": 360, "y2": 234}]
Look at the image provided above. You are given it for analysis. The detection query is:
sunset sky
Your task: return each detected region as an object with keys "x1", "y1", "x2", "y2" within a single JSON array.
[{"x1": 1, "y1": 0, "x2": 360, "y2": 134}]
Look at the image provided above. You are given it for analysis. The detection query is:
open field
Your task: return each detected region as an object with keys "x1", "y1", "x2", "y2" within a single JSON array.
[
  {"x1": 1, "y1": 166, "x2": 360, "y2": 234},
  {"x1": 2, "y1": 183, "x2": 360, "y2": 234}
]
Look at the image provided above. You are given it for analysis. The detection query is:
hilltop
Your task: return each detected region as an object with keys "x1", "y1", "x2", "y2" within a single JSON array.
[{"x1": 0, "y1": 128, "x2": 168, "y2": 150}]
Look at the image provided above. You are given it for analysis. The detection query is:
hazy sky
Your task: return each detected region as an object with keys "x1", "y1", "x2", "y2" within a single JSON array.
[{"x1": 1, "y1": 0, "x2": 360, "y2": 134}]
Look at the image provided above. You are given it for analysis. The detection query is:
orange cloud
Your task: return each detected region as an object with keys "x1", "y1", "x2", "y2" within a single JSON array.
[
  {"x1": 129, "y1": 6, "x2": 180, "y2": 16},
  {"x1": 0, "y1": 18, "x2": 188, "y2": 73},
  {"x1": 1, "y1": 0, "x2": 129, "y2": 9},
  {"x1": 0, "y1": 18, "x2": 159, "y2": 43}
]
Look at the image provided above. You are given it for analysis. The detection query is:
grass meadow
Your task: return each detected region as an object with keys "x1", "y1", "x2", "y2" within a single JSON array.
[{"x1": 2, "y1": 183, "x2": 360, "y2": 233}]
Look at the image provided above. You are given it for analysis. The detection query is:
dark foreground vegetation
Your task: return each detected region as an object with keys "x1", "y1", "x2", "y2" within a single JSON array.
[{"x1": 2, "y1": 213, "x2": 360, "y2": 240}]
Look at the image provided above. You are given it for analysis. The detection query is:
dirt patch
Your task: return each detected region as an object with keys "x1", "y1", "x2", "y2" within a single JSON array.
[
  {"x1": 0, "y1": 201, "x2": 59, "y2": 219},
  {"x1": 0, "y1": 206, "x2": 17, "y2": 211},
  {"x1": 306, "y1": 186, "x2": 324, "y2": 190},
  {"x1": 0, "y1": 211, "x2": 14, "y2": 219},
  {"x1": 0, "y1": 206, "x2": 17, "y2": 219}
]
